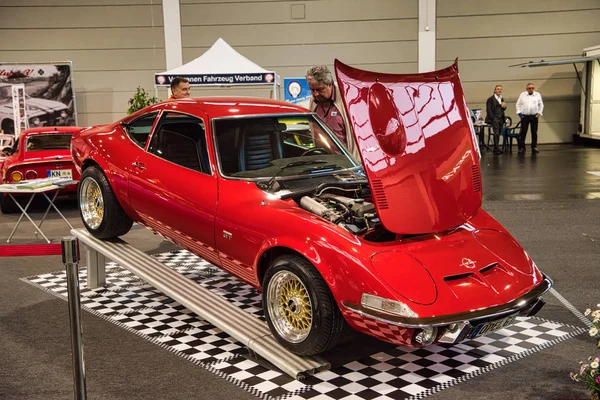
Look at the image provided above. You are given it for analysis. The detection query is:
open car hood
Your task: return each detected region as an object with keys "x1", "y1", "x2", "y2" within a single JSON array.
[{"x1": 334, "y1": 59, "x2": 482, "y2": 235}]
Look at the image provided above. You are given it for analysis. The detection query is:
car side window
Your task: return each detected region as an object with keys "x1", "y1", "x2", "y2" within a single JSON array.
[
  {"x1": 126, "y1": 112, "x2": 158, "y2": 148},
  {"x1": 147, "y1": 112, "x2": 210, "y2": 175}
]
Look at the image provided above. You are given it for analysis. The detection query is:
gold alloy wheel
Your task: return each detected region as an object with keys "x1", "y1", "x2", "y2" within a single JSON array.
[
  {"x1": 267, "y1": 270, "x2": 313, "y2": 343},
  {"x1": 79, "y1": 176, "x2": 104, "y2": 230}
]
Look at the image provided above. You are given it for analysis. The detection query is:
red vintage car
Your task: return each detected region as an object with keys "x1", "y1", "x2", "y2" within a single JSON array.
[
  {"x1": 70, "y1": 61, "x2": 552, "y2": 356},
  {"x1": 1, "y1": 126, "x2": 81, "y2": 214}
]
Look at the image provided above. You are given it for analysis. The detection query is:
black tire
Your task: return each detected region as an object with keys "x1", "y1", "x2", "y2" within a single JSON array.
[
  {"x1": 0, "y1": 193, "x2": 19, "y2": 214},
  {"x1": 262, "y1": 254, "x2": 346, "y2": 356},
  {"x1": 78, "y1": 166, "x2": 133, "y2": 239}
]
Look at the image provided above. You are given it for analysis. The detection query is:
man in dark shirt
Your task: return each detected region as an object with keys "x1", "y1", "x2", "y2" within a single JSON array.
[
  {"x1": 485, "y1": 84, "x2": 507, "y2": 155},
  {"x1": 305, "y1": 65, "x2": 357, "y2": 159}
]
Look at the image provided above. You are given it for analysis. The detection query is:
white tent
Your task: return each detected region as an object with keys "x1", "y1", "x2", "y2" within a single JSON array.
[{"x1": 154, "y1": 38, "x2": 280, "y2": 98}]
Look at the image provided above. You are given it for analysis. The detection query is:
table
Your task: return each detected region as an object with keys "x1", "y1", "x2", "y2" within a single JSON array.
[
  {"x1": 473, "y1": 122, "x2": 492, "y2": 151},
  {"x1": 0, "y1": 180, "x2": 78, "y2": 243}
]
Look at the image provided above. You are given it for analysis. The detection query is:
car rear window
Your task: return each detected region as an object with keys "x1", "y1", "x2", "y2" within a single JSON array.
[{"x1": 26, "y1": 134, "x2": 72, "y2": 152}]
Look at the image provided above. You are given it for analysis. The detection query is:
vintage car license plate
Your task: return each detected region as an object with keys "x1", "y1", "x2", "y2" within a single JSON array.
[
  {"x1": 468, "y1": 314, "x2": 518, "y2": 339},
  {"x1": 47, "y1": 169, "x2": 73, "y2": 179}
]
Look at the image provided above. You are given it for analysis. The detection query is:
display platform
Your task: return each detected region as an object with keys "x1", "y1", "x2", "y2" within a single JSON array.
[{"x1": 21, "y1": 250, "x2": 586, "y2": 400}]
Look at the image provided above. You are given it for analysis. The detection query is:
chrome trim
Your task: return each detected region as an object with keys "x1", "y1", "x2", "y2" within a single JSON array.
[
  {"x1": 342, "y1": 275, "x2": 552, "y2": 328},
  {"x1": 6, "y1": 159, "x2": 74, "y2": 167}
]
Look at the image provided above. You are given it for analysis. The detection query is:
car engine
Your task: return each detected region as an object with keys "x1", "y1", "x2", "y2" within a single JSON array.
[{"x1": 299, "y1": 190, "x2": 379, "y2": 235}]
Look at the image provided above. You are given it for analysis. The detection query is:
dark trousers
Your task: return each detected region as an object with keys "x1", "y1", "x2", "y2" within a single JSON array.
[
  {"x1": 490, "y1": 118, "x2": 503, "y2": 151},
  {"x1": 519, "y1": 115, "x2": 539, "y2": 150}
]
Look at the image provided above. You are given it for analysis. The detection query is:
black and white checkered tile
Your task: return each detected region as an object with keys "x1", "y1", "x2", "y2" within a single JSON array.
[{"x1": 22, "y1": 250, "x2": 586, "y2": 400}]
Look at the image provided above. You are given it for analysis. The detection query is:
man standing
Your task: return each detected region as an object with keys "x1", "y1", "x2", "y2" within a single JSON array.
[
  {"x1": 485, "y1": 84, "x2": 507, "y2": 155},
  {"x1": 169, "y1": 77, "x2": 191, "y2": 100},
  {"x1": 305, "y1": 65, "x2": 357, "y2": 159},
  {"x1": 516, "y1": 83, "x2": 544, "y2": 153}
]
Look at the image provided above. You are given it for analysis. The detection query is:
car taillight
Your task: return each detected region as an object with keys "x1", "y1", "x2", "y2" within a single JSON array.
[
  {"x1": 25, "y1": 170, "x2": 37, "y2": 180},
  {"x1": 10, "y1": 171, "x2": 23, "y2": 182}
]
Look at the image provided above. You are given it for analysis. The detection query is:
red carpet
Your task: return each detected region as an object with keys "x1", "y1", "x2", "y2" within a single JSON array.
[{"x1": 0, "y1": 243, "x2": 63, "y2": 257}]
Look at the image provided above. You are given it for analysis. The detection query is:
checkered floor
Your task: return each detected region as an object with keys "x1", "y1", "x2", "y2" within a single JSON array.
[{"x1": 22, "y1": 250, "x2": 586, "y2": 400}]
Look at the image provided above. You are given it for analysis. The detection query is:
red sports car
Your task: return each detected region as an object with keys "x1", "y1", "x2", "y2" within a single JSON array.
[
  {"x1": 1, "y1": 127, "x2": 81, "y2": 214},
  {"x1": 70, "y1": 60, "x2": 552, "y2": 356}
]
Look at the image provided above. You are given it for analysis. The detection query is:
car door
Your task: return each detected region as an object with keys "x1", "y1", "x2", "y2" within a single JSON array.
[{"x1": 128, "y1": 111, "x2": 219, "y2": 264}]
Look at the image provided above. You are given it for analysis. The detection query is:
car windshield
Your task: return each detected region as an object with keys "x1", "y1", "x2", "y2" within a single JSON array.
[
  {"x1": 214, "y1": 114, "x2": 359, "y2": 180},
  {"x1": 26, "y1": 134, "x2": 72, "y2": 152}
]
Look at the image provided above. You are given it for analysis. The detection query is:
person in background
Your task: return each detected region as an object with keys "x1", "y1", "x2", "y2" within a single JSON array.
[
  {"x1": 485, "y1": 84, "x2": 507, "y2": 155},
  {"x1": 305, "y1": 65, "x2": 358, "y2": 159},
  {"x1": 169, "y1": 77, "x2": 191, "y2": 100},
  {"x1": 516, "y1": 82, "x2": 544, "y2": 153}
]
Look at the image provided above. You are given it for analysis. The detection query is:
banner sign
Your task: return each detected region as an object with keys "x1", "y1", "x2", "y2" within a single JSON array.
[
  {"x1": 283, "y1": 78, "x2": 312, "y2": 109},
  {"x1": 155, "y1": 72, "x2": 276, "y2": 86},
  {"x1": 11, "y1": 84, "x2": 27, "y2": 138},
  {"x1": 0, "y1": 62, "x2": 77, "y2": 138}
]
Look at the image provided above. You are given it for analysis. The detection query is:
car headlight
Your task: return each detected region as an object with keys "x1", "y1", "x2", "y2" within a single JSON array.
[
  {"x1": 61, "y1": 111, "x2": 67, "y2": 118},
  {"x1": 370, "y1": 250, "x2": 437, "y2": 304},
  {"x1": 32, "y1": 117, "x2": 41, "y2": 126},
  {"x1": 361, "y1": 293, "x2": 418, "y2": 318},
  {"x1": 473, "y1": 229, "x2": 532, "y2": 274}
]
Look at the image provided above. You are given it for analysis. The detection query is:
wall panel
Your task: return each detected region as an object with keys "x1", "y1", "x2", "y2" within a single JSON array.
[
  {"x1": 1, "y1": 0, "x2": 594, "y2": 144},
  {"x1": 0, "y1": 5, "x2": 163, "y2": 28},
  {"x1": 438, "y1": 0, "x2": 599, "y2": 143}
]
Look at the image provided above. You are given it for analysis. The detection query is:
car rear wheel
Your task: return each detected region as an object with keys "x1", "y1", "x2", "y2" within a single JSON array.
[
  {"x1": 79, "y1": 166, "x2": 132, "y2": 239},
  {"x1": 262, "y1": 254, "x2": 345, "y2": 356}
]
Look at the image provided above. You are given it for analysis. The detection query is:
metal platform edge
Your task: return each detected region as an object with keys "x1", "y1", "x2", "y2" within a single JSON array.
[{"x1": 70, "y1": 228, "x2": 330, "y2": 380}]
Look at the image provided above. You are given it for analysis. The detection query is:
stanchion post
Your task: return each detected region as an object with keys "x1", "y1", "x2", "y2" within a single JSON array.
[{"x1": 62, "y1": 237, "x2": 87, "y2": 400}]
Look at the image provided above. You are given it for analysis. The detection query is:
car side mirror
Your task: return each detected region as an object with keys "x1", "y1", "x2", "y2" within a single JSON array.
[{"x1": 1, "y1": 146, "x2": 12, "y2": 156}]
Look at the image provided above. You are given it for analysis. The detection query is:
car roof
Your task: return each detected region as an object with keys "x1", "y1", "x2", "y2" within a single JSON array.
[{"x1": 156, "y1": 96, "x2": 311, "y2": 118}]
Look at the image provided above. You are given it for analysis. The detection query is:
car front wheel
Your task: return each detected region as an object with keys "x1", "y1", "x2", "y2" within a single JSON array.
[
  {"x1": 262, "y1": 254, "x2": 345, "y2": 356},
  {"x1": 78, "y1": 166, "x2": 132, "y2": 239}
]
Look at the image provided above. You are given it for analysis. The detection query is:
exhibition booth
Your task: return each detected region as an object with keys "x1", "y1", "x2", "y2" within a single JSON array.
[{"x1": 154, "y1": 38, "x2": 281, "y2": 99}]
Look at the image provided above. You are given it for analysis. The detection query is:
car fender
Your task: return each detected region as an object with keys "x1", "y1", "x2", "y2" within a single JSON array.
[
  {"x1": 255, "y1": 228, "x2": 392, "y2": 307},
  {"x1": 80, "y1": 149, "x2": 138, "y2": 219}
]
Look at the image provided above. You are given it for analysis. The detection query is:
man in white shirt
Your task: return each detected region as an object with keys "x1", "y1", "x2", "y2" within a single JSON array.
[{"x1": 516, "y1": 83, "x2": 544, "y2": 153}]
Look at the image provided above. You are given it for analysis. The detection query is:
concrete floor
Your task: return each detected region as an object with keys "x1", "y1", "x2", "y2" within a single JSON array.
[{"x1": 0, "y1": 143, "x2": 599, "y2": 399}]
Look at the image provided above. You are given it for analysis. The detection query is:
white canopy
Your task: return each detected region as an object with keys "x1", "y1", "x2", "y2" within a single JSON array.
[{"x1": 154, "y1": 38, "x2": 280, "y2": 96}]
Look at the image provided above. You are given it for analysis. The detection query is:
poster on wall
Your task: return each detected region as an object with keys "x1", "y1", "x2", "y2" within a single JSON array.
[
  {"x1": 0, "y1": 61, "x2": 77, "y2": 138},
  {"x1": 283, "y1": 78, "x2": 312, "y2": 110}
]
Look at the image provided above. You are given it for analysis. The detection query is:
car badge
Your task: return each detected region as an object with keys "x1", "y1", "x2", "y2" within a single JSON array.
[{"x1": 461, "y1": 258, "x2": 477, "y2": 269}]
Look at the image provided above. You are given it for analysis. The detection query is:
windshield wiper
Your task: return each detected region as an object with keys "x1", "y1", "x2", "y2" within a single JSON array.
[
  {"x1": 259, "y1": 160, "x2": 327, "y2": 192},
  {"x1": 301, "y1": 164, "x2": 342, "y2": 174}
]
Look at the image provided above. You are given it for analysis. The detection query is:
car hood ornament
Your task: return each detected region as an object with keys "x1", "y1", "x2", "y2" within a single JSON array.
[
  {"x1": 334, "y1": 59, "x2": 482, "y2": 235},
  {"x1": 460, "y1": 258, "x2": 477, "y2": 269}
]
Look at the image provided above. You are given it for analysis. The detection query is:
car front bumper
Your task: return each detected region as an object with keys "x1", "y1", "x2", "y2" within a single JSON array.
[{"x1": 341, "y1": 274, "x2": 553, "y2": 345}]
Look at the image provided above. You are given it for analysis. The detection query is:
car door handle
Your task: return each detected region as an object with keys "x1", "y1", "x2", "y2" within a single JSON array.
[{"x1": 132, "y1": 161, "x2": 146, "y2": 170}]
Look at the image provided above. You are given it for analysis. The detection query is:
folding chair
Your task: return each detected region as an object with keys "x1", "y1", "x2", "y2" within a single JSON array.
[{"x1": 501, "y1": 116, "x2": 521, "y2": 153}]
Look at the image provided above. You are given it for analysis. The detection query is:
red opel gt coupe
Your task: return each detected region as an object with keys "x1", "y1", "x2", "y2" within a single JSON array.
[
  {"x1": 70, "y1": 61, "x2": 552, "y2": 356},
  {"x1": 1, "y1": 126, "x2": 81, "y2": 214}
]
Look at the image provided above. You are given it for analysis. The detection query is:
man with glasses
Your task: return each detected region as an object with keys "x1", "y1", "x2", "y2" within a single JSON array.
[
  {"x1": 516, "y1": 83, "x2": 544, "y2": 153},
  {"x1": 306, "y1": 65, "x2": 357, "y2": 158}
]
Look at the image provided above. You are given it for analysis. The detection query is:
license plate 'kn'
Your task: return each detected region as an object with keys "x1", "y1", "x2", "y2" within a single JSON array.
[{"x1": 47, "y1": 169, "x2": 72, "y2": 179}]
